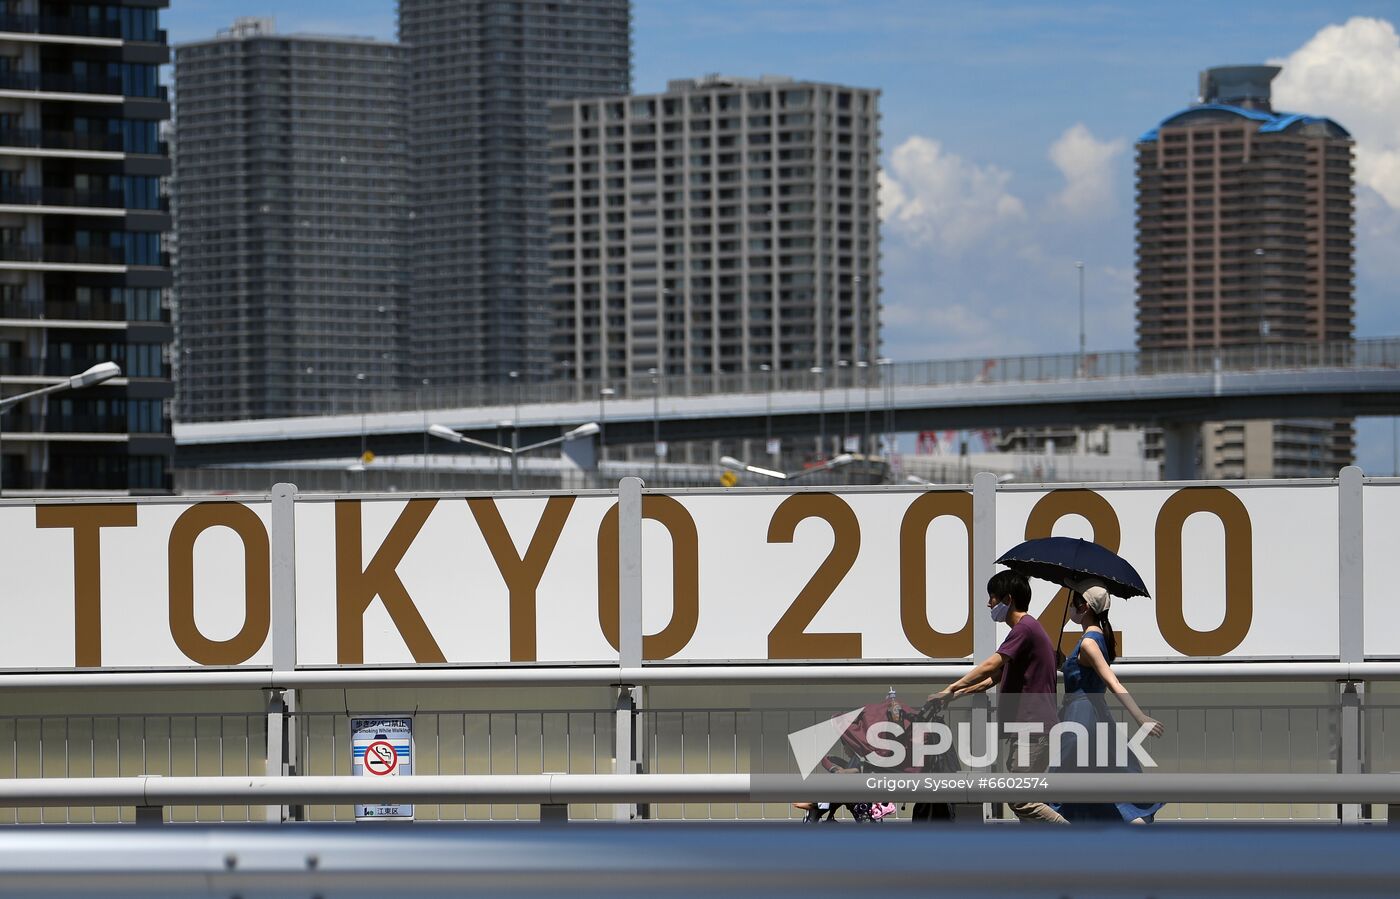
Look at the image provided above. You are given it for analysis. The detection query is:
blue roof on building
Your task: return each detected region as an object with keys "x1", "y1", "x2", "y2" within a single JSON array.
[{"x1": 1139, "y1": 104, "x2": 1350, "y2": 142}]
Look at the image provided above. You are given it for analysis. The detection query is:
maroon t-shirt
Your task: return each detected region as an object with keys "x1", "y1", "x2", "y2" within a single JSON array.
[{"x1": 996, "y1": 613, "x2": 1059, "y2": 731}]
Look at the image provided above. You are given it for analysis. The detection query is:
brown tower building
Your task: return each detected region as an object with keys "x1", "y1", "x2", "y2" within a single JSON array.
[{"x1": 1136, "y1": 65, "x2": 1355, "y2": 477}]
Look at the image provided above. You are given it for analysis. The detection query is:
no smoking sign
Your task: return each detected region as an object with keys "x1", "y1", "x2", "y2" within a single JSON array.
[
  {"x1": 364, "y1": 739, "x2": 399, "y2": 775},
  {"x1": 351, "y1": 716, "x2": 414, "y2": 820}
]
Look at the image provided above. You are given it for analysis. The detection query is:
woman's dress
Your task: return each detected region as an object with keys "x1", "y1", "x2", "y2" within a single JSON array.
[{"x1": 1052, "y1": 631, "x2": 1163, "y2": 823}]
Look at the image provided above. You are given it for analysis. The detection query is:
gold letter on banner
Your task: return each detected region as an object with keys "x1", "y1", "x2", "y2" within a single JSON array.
[
  {"x1": 1023, "y1": 490, "x2": 1122, "y2": 658},
  {"x1": 767, "y1": 493, "x2": 862, "y2": 659},
  {"x1": 899, "y1": 491, "x2": 974, "y2": 658},
  {"x1": 468, "y1": 496, "x2": 575, "y2": 662},
  {"x1": 335, "y1": 500, "x2": 446, "y2": 664},
  {"x1": 35, "y1": 504, "x2": 137, "y2": 668},
  {"x1": 168, "y1": 503, "x2": 271, "y2": 666},
  {"x1": 597, "y1": 495, "x2": 699, "y2": 660},
  {"x1": 1155, "y1": 487, "x2": 1253, "y2": 656}
]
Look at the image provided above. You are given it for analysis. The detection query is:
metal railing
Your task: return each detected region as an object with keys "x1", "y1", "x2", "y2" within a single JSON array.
[
  {"x1": 0, "y1": 772, "x2": 1394, "y2": 816},
  {"x1": 0, "y1": 186, "x2": 127, "y2": 209},
  {"x1": 0, "y1": 243, "x2": 124, "y2": 266},
  {"x1": 0, "y1": 678, "x2": 1392, "y2": 824},
  {"x1": 0, "y1": 13, "x2": 123, "y2": 39},
  {"x1": 328, "y1": 337, "x2": 1395, "y2": 417},
  {"x1": 0, "y1": 128, "x2": 125, "y2": 153},
  {"x1": 3, "y1": 825, "x2": 1400, "y2": 897}
]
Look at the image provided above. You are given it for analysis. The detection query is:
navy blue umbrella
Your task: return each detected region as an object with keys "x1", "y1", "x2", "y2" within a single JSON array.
[{"x1": 996, "y1": 537, "x2": 1150, "y2": 599}]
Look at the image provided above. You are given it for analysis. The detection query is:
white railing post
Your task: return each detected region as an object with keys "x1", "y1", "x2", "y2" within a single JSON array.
[
  {"x1": 615, "y1": 477, "x2": 644, "y2": 821},
  {"x1": 267, "y1": 483, "x2": 300, "y2": 823},
  {"x1": 1338, "y1": 466, "x2": 1365, "y2": 824},
  {"x1": 970, "y1": 471, "x2": 998, "y2": 822}
]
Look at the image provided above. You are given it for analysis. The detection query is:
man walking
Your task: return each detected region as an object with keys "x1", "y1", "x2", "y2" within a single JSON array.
[{"x1": 931, "y1": 570, "x2": 1066, "y2": 824}]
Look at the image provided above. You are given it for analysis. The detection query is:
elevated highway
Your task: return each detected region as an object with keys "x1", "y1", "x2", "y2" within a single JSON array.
[{"x1": 176, "y1": 338, "x2": 1400, "y2": 478}]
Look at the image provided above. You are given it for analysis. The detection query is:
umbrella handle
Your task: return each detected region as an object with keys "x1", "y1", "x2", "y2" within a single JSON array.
[{"x1": 1055, "y1": 589, "x2": 1074, "y2": 665}]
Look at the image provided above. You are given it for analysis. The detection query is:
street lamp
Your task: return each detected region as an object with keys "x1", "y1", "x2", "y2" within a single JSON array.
[
  {"x1": 759, "y1": 363, "x2": 774, "y2": 463},
  {"x1": 857, "y1": 360, "x2": 870, "y2": 457},
  {"x1": 906, "y1": 472, "x2": 1014, "y2": 486},
  {"x1": 419, "y1": 378, "x2": 430, "y2": 474},
  {"x1": 810, "y1": 365, "x2": 825, "y2": 460},
  {"x1": 1254, "y1": 247, "x2": 1268, "y2": 350},
  {"x1": 509, "y1": 370, "x2": 520, "y2": 430},
  {"x1": 355, "y1": 372, "x2": 367, "y2": 462},
  {"x1": 0, "y1": 361, "x2": 121, "y2": 497},
  {"x1": 1075, "y1": 261, "x2": 1085, "y2": 377},
  {"x1": 648, "y1": 367, "x2": 661, "y2": 484},
  {"x1": 876, "y1": 357, "x2": 893, "y2": 458},
  {"x1": 721, "y1": 453, "x2": 855, "y2": 484},
  {"x1": 428, "y1": 421, "x2": 600, "y2": 491},
  {"x1": 837, "y1": 359, "x2": 850, "y2": 453},
  {"x1": 599, "y1": 386, "x2": 615, "y2": 463}
]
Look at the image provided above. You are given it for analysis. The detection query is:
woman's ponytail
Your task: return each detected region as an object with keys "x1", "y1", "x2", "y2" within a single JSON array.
[{"x1": 1098, "y1": 612, "x2": 1117, "y2": 664}]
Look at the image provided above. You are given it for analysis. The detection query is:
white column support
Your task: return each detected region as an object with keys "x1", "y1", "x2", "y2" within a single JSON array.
[
  {"x1": 1338, "y1": 466, "x2": 1366, "y2": 823},
  {"x1": 617, "y1": 477, "x2": 643, "y2": 671},
  {"x1": 971, "y1": 472, "x2": 999, "y2": 820},
  {"x1": 614, "y1": 477, "x2": 644, "y2": 820},
  {"x1": 971, "y1": 472, "x2": 998, "y2": 665},
  {"x1": 270, "y1": 483, "x2": 299, "y2": 675},
  {"x1": 1160, "y1": 422, "x2": 1199, "y2": 481},
  {"x1": 264, "y1": 689, "x2": 286, "y2": 824},
  {"x1": 1338, "y1": 467, "x2": 1364, "y2": 664},
  {"x1": 267, "y1": 483, "x2": 300, "y2": 823}
]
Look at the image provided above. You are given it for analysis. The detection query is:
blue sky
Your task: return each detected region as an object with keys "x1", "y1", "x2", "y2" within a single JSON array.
[{"x1": 163, "y1": 1, "x2": 1400, "y2": 471}]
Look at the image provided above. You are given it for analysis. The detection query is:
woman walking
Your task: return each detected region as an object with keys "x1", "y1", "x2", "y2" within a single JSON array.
[{"x1": 1054, "y1": 581, "x2": 1165, "y2": 824}]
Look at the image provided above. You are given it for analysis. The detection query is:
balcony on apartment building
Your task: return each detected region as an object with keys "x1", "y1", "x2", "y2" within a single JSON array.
[
  {"x1": 0, "y1": 184, "x2": 128, "y2": 209},
  {"x1": 0, "y1": 243, "x2": 124, "y2": 265},
  {"x1": 0, "y1": 71, "x2": 167, "y2": 101},
  {"x1": 0, "y1": 296, "x2": 168, "y2": 322},
  {"x1": 0, "y1": 12, "x2": 165, "y2": 44}
]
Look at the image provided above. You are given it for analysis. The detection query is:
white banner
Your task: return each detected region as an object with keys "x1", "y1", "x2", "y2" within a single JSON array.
[{"x1": 0, "y1": 481, "x2": 1364, "y2": 669}]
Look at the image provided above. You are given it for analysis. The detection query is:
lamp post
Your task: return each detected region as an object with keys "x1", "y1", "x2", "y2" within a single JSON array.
[
  {"x1": 837, "y1": 359, "x2": 850, "y2": 453},
  {"x1": 428, "y1": 421, "x2": 600, "y2": 491},
  {"x1": 759, "y1": 363, "x2": 773, "y2": 463},
  {"x1": 906, "y1": 472, "x2": 1015, "y2": 487},
  {"x1": 876, "y1": 357, "x2": 892, "y2": 458},
  {"x1": 419, "y1": 378, "x2": 430, "y2": 474},
  {"x1": 810, "y1": 365, "x2": 825, "y2": 460},
  {"x1": 648, "y1": 367, "x2": 660, "y2": 484},
  {"x1": 720, "y1": 452, "x2": 855, "y2": 485},
  {"x1": 509, "y1": 369, "x2": 520, "y2": 429},
  {"x1": 857, "y1": 360, "x2": 870, "y2": 457},
  {"x1": 1076, "y1": 261, "x2": 1085, "y2": 377},
  {"x1": 1254, "y1": 247, "x2": 1268, "y2": 352},
  {"x1": 0, "y1": 361, "x2": 120, "y2": 497},
  {"x1": 599, "y1": 386, "x2": 615, "y2": 463},
  {"x1": 355, "y1": 372, "x2": 367, "y2": 462}
]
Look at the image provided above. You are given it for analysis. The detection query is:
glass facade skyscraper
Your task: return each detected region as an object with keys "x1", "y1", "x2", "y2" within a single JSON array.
[
  {"x1": 400, "y1": 0, "x2": 630, "y2": 387},
  {"x1": 0, "y1": 0, "x2": 173, "y2": 492},
  {"x1": 173, "y1": 19, "x2": 408, "y2": 422}
]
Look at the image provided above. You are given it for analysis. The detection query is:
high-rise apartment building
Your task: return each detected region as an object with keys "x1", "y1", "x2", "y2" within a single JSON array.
[
  {"x1": 1136, "y1": 65, "x2": 1355, "y2": 477},
  {"x1": 548, "y1": 75, "x2": 881, "y2": 385},
  {"x1": 173, "y1": 19, "x2": 408, "y2": 422},
  {"x1": 400, "y1": 0, "x2": 630, "y2": 387},
  {"x1": 0, "y1": 1, "x2": 173, "y2": 493}
]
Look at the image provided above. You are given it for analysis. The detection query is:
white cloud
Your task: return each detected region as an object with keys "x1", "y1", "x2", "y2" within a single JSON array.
[
  {"x1": 1048, "y1": 123, "x2": 1126, "y2": 219},
  {"x1": 1272, "y1": 17, "x2": 1400, "y2": 209},
  {"x1": 880, "y1": 136, "x2": 1025, "y2": 253},
  {"x1": 877, "y1": 130, "x2": 1138, "y2": 361}
]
